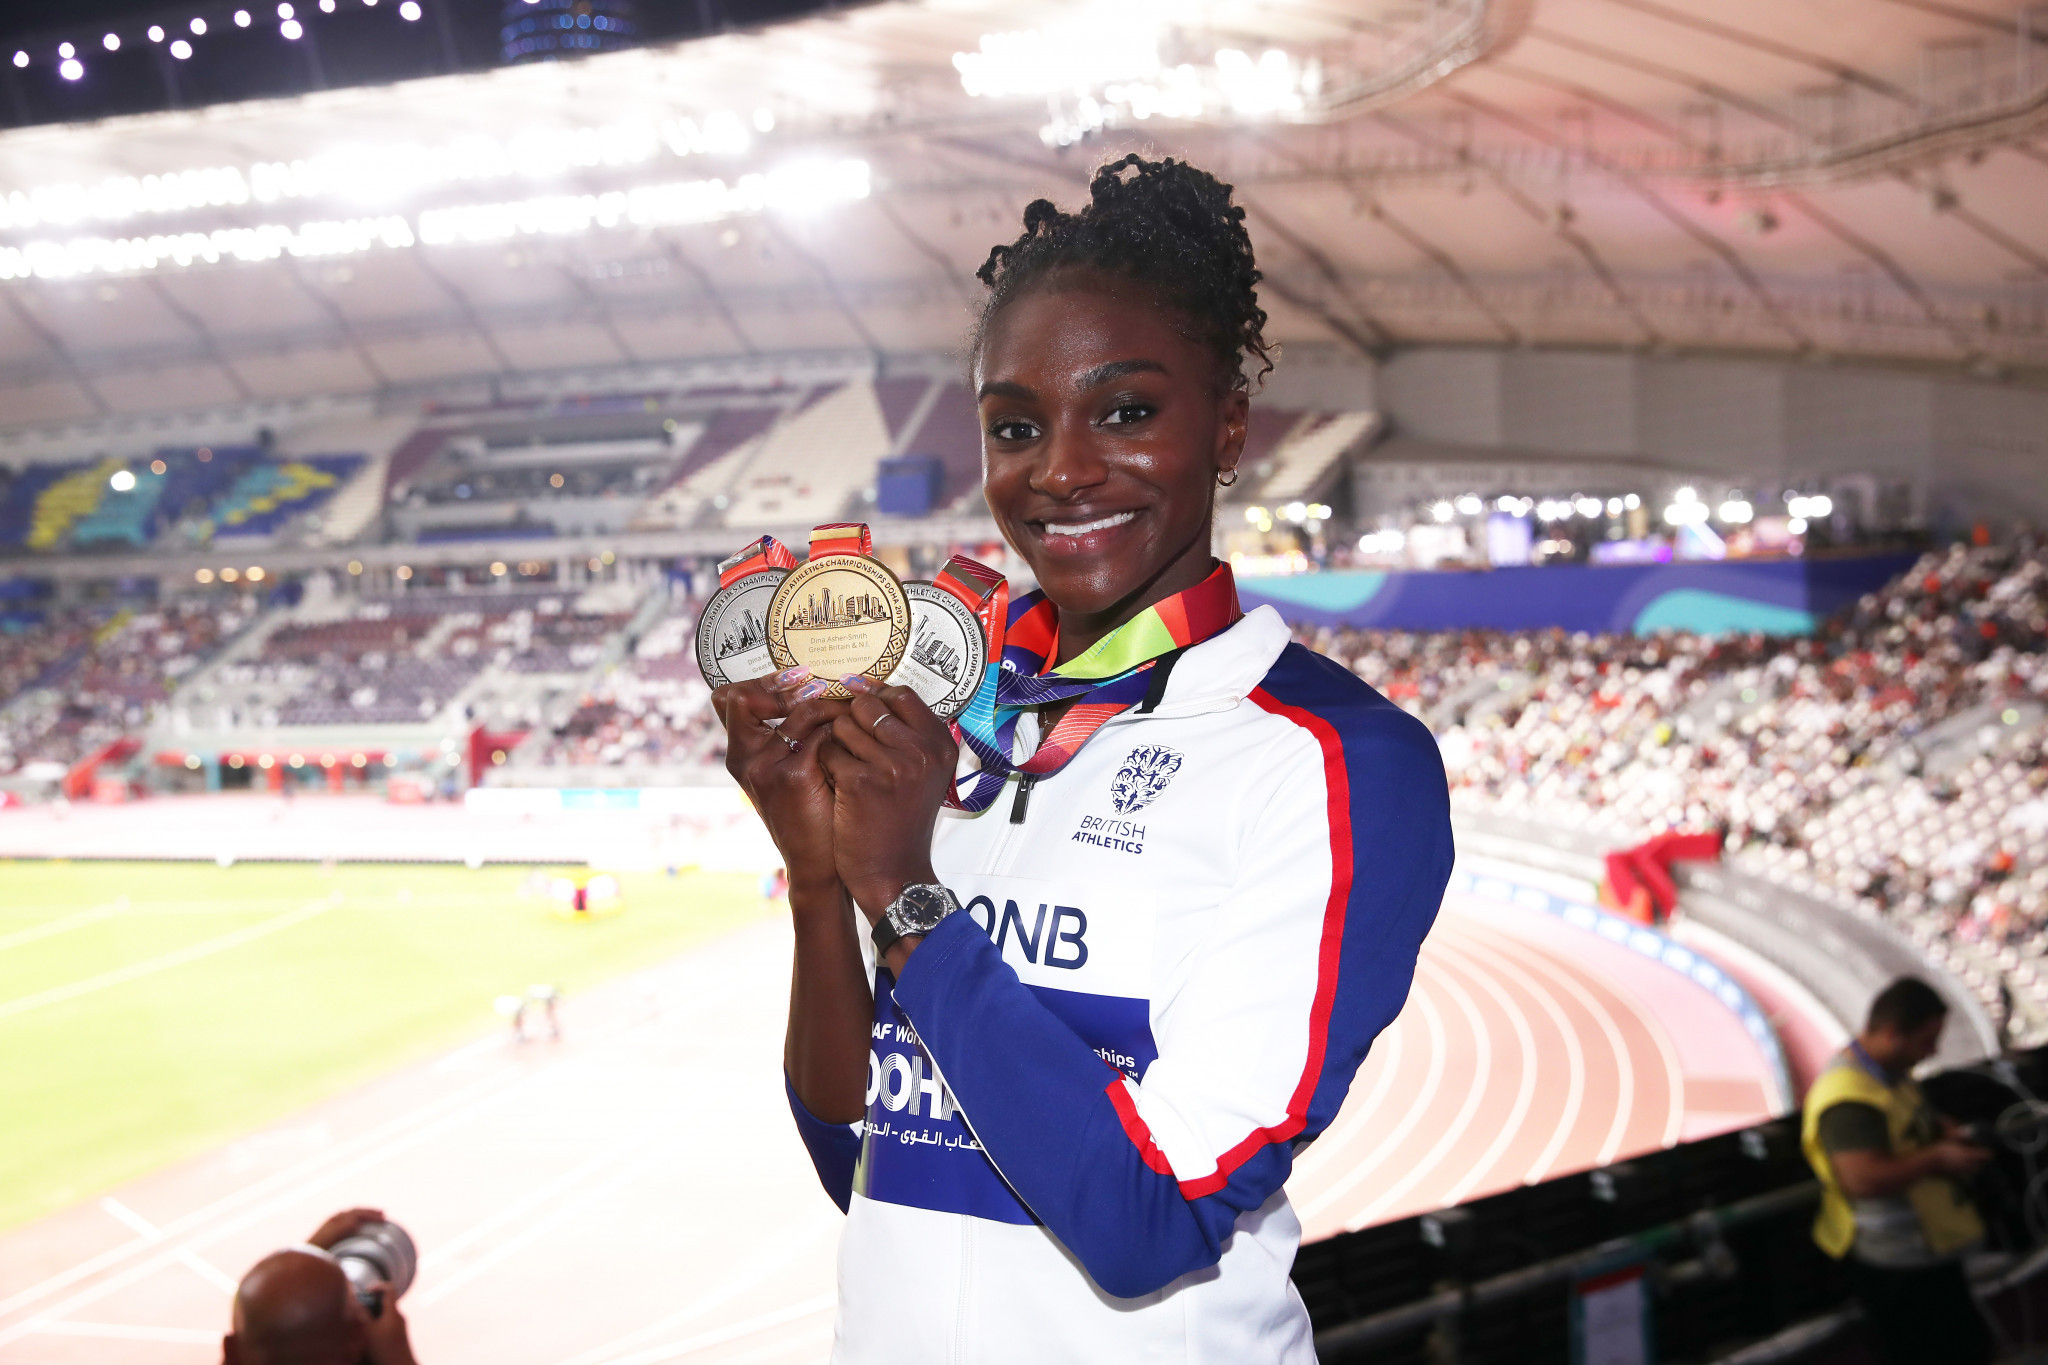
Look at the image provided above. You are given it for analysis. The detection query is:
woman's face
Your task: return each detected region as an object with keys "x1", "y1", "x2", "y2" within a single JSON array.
[{"x1": 976, "y1": 272, "x2": 1248, "y2": 634}]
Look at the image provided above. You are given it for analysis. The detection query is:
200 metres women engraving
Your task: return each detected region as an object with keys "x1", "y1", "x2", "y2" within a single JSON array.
[{"x1": 765, "y1": 524, "x2": 910, "y2": 701}]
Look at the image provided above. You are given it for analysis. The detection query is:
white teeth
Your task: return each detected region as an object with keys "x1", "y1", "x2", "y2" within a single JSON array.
[{"x1": 1042, "y1": 511, "x2": 1137, "y2": 538}]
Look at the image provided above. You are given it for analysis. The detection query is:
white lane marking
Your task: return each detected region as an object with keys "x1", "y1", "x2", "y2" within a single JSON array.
[
  {"x1": 1287, "y1": 1004, "x2": 1407, "y2": 1187},
  {"x1": 1350, "y1": 955, "x2": 1493, "y2": 1227},
  {"x1": 1429, "y1": 940, "x2": 1540, "y2": 1206},
  {"x1": 20, "y1": 1319, "x2": 220, "y2": 1344},
  {"x1": 1450, "y1": 932, "x2": 1588, "y2": 1183},
  {"x1": 0, "y1": 901, "x2": 124, "y2": 952},
  {"x1": 1295, "y1": 965, "x2": 1448, "y2": 1221},
  {"x1": 0, "y1": 921, "x2": 787, "y2": 1342},
  {"x1": 549, "y1": 1222, "x2": 840, "y2": 1365},
  {"x1": 97, "y1": 1197, "x2": 160, "y2": 1240},
  {"x1": 1506, "y1": 941, "x2": 1639, "y2": 1165},
  {"x1": 0, "y1": 898, "x2": 335, "y2": 1022},
  {"x1": 411, "y1": 1148, "x2": 668, "y2": 1309},
  {"x1": 586, "y1": 1293, "x2": 838, "y2": 1365}
]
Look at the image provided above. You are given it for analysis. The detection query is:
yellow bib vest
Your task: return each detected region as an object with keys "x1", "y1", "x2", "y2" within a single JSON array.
[{"x1": 1800, "y1": 1049, "x2": 1984, "y2": 1261}]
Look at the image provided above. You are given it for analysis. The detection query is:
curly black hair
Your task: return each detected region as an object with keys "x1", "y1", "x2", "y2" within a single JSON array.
[{"x1": 973, "y1": 154, "x2": 1274, "y2": 393}]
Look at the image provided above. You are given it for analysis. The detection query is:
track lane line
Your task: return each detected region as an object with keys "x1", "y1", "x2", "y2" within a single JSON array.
[
  {"x1": 1505, "y1": 939, "x2": 1640, "y2": 1165},
  {"x1": 1295, "y1": 964, "x2": 1449, "y2": 1223},
  {"x1": 1348, "y1": 955, "x2": 1494, "y2": 1228},
  {"x1": 1429, "y1": 939, "x2": 1541, "y2": 1207},
  {"x1": 1448, "y1": 931, "x2": 1589, "y2": 1183}
]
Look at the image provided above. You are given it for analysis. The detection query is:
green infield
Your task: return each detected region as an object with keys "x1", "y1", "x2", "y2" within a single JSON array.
[{"x1": 0, "y1": 859, "x2": 767, "y2": 1234}]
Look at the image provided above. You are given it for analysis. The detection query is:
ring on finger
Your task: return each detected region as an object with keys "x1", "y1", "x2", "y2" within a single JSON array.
[
  {"x1": 869, "y1": 710, "x2": 891, "y2": 731},
  {"x1": 777, "y1": 729, "x2": 801, "y2": 751}
]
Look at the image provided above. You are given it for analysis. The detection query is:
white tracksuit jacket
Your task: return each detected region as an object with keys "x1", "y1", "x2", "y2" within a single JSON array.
[{"x1": 786, "y1": 605, "x2": 1453, "y2": 1363}]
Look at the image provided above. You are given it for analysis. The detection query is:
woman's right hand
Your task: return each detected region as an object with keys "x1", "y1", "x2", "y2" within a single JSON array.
[{"x1": 713, "y1": 667, "x2": 850, "y2": 894}]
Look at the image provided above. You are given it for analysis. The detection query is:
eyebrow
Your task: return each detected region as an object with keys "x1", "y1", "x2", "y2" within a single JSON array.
[
  {"x1": 1074, "y1": 359, "x2": 1166, "y2": 391},
  {"x1": 976, "y1": 379, "x2": 1036, "y2": 401}
]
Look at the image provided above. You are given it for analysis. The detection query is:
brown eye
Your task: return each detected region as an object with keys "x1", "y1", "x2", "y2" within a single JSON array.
[
  {"x1": 990, "y1": 418, "x2": 1039, "y2": 441},
  {"x1": 1101, "y1": 402, "x2": 1154, "y2": 427}
]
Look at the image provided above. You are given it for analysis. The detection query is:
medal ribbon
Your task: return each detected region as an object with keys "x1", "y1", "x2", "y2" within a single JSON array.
[
  {"x1": 715, "y1": 535, "x2": 796, "y2": 588},
  {"x1": 809, "y1": 522, "x2": 873, "y2": 559},
  {"x1": 950, "y1": 562, "x2": 1242, "y2": 812}
]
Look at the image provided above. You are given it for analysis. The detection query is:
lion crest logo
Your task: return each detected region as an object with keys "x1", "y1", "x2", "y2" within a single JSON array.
[{"x1": 1109, "y1": 745, "x2": 1183, "y2": 814}]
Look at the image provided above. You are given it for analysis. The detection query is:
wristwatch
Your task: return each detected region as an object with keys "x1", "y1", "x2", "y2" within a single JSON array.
[{"x1": 871, "y1": 882, "x2": 960, "y2": 957}]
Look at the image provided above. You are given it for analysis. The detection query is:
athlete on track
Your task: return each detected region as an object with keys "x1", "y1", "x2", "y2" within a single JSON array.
[{"x1": 714, "y1": 155, "x2": 1453, "y2": 1362}]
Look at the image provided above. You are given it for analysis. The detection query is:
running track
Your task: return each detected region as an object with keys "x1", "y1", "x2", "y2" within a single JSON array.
[{"x1": 0, "y1": 892, "x2": 1782, "y2": 1363}]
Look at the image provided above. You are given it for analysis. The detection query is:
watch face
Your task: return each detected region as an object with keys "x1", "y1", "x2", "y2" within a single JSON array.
[{"x1": 891, "y1": 884, "x2": 958, "y2": 934}]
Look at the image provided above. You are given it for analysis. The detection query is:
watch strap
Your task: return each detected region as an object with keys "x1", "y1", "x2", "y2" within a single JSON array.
[{"x1": 870, "y1": 912, "x2": 904, "y2": 958}]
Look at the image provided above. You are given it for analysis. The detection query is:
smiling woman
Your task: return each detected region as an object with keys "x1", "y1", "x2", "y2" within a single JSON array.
[{"x1": 711, "y1": 154, "x2": 1454, "y2": 1364}]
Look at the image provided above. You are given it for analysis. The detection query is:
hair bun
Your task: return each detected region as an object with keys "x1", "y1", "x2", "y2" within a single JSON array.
[{"x1": 974, "y1": 155, "x2": 1272, "y2": 391}]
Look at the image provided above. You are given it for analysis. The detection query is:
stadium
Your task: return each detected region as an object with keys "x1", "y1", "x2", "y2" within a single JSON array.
[{"x1": 0, "y1": 0, "x2": 2046, "y2": 1360}]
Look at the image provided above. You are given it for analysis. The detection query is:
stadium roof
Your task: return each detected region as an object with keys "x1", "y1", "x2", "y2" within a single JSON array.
[{"x1": 0, "y1": 0, "x2": 2045, "y2": 432}]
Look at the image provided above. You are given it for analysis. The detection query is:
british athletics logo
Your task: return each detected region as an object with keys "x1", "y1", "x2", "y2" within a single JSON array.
[{"x1": 1109, "y1": 744, "x2": 1182, "y2": 814}]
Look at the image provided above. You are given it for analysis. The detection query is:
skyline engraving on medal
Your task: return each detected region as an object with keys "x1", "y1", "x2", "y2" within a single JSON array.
[
  {"x1": 887, "y1": 580, "x2": 986, "y2": 719},
  {"x1": 766, "y1": 553, "x2": 911, "y2": 697},
  {"x1": 695, "y1": 568, "x2": 788, "y2": 689}
]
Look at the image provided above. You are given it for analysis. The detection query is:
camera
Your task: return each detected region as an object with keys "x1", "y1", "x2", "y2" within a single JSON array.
[{"x1": 328, "y1": 1220, "x2": 417, "y2": 1320}]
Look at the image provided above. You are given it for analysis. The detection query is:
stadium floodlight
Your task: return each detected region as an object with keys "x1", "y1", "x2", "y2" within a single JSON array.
[
  {"x1": 281, "y1": 19, "x2": 303, "y2": 38},
  {"x1": 195, "y1": 568, "x2": 214, "y2": 583},
  {"x1": 1454, "y1": 494, "x2": 1482, "y2": 516},
  {"x1": 1575, "y1": 496, "x2": 1602, "y2": 518},
  {"x1": 400, "y1": 1, "x2": 422, "y2": 19},
  {"x1": 235, "y1": 10, "x2": 251, "y2": 27},
  {"x1": 321, "y1": 0, "x2": 335, "y2": 10},
  {"x1": 278, "y1": 2, "x2": 293, "y2": 17},
  {"x1": 148, "y1": 25, "x2": 165, "y2": 41},
  {"x1": 1606, "y1": 497, "x2": 1623, "y2": 516},
  {"x1": 191, "y1": 17, "x2": 207, "y2": 33},
  {"x1": 1787, "y1": 516, "x2": 1809, "y2": 534},
  {"x1": 1718, "y1": 498, "x2": 1753, "y2": 524},
  {"x1": 1243, "y1": 506, "x2": 1263, "y2": 523},
  {"x1": 10, "y1": 51, "x2": 24, "y2": 68},
  {"x1": 59, "y1": 42, "x2": 74, "y2": 58},
  {"x1": 170, "y1": 39, "x2": 193, "y2": 58},
  {"x1": 1624, "y1": 493, "x2": 1641, "y2": 509},
  {"x1": 108, "y1": 469, "x2": 136, "y2": 492},
  {"x1": 1429, "y1": 501, "x2": 1454, "y2": 523},
  {"x1": 59, "y1": 58, "x2": 83, "y2": 80},
  {"x1": 1808, "y1": 494, "x2": 1832, "y2": 517},
  {"x1": 103, "y1": 33, "x2": 121, "y2": 51}
]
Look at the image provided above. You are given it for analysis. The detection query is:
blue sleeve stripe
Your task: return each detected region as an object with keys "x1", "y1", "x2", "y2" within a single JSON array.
[{"x1": 785, "y1": 1073, "x2": 859, "y2": 1213}]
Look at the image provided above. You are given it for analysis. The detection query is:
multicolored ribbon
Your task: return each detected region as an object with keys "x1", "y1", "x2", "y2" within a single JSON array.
[
  {"x1": 950, "y1": 563, "x2": 1243, "y2": 812},
  {"x1": 716, "y1": 535, "x2": 796, "y2": 588},
  {"x1": 809, "y1": 522, "x2": 872, "y2": 559}
]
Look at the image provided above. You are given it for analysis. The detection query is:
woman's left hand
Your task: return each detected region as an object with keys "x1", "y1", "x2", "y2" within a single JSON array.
[{"x1": 812, "y1": 675, "x2": 959, "y2": 921}]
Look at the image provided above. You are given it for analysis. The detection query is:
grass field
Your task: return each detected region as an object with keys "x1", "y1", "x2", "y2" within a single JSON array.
[{"x1": 0, "y1": 859, "x2": 767, "y2": 1234}]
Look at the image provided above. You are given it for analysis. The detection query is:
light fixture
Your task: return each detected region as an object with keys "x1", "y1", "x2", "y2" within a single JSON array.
[
  {"x1": 1787, "y1": 516, "x2": 1809, "y2": 534},
  {"x1": 278, "y1": 2, "x2": 294, "y2": 16},
  {"x1": 58, "y1": 42, "x2": 74, "y2": 58},
  {"x1": 109, "y1": 469, "x2": 136, "y2": 491},
  {"x1": 10, "y1": 51, "x2": 24, "y2": 68},
  {"x1": 170, "y1": 39, "x2": 192, "y2": 58},
  {"x1": 191, "y1": 17, "x2": 208, "y2": 33},
  {"x1": 247, "y1": 566, "x2": 266, "y2": 582},
  {"x1": 149, "y1": 458, "x2": 166, "y2": 474},
  {"x1": 281, "y1": 18, "x2": 303, "y2": 38},
  {"x1": 347, "y1": 559, "x2": 363, "y2": 574},
  {"x1": 195, "y1": 567, "x2": 215, "y2": 583},
  {"x1": 1624, "y1": 493, "x2": 1641, "y2": 509},
  {"x1": 395, "y1": 564, "x2": 413, "y2": 580},
  {"x1": 321, "y1": 0, "x2": 335, "y2": 10},
  {"x1": 1454, "y1": 494, "x2": 1482, "y2": 516},
  {"x1": 490, "y1": 561, "x2": 508, "y2": 575},
  {"x1": 221, "y1": 566, "x2": 240, "y2": 582},
  {"x1": 1606, "y1": 497, "x2": 1623, "y2": 516},
  {"x1": 399, "y1": 0, "x2": 422, "y2": 19},
  {"x1": 235, "y1": 10, "x2": 252, "y2": 26},
  {"x1": 1574, "y1": 496, "x2": 1602, "y2": 518},
  {"x1": 148, "y1": 25, "x2": 165, "y2": 41},
  {"x1": 103, "y1": 33, "x2": 121, "y2": 51},
  {"x1": 59, "y1": 58, "x2": 83, "y2": 80},
  {"x1": 1429, "y1": 501, "x2": 1454, "y2": 523},
  {"x1": 1718, "y1": 498, "x2": 1754, "y2": 524}
]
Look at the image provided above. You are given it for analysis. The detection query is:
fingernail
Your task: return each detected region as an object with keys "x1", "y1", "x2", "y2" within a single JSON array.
[
  {"x1": 775, "y1": 666, "x2": 813, "y2": 686},
  {"x1": 841, "y1": 674, "x2": 874, "y2": 693},
  {"x1": 793, "y1": 679, "x2": 829, "y2": 701}
]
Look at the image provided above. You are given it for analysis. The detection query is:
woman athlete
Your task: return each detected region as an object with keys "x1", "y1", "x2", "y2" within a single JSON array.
[{"x1": 714, "y1": 154, "x2": 1453, "y2": 1363}]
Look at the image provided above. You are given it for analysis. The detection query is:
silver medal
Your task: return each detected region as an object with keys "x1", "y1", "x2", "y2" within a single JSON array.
[
  {"x1": 887, "y1": 581, "x2": 987, "y2": 720},
  {"x1": 696, "y1": 568, "x2": 788, "y2": 688}
]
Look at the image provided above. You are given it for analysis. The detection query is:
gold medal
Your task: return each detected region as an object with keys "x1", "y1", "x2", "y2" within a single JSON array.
[{"x1": 766, "y1": 523, "x2": 911, "y2": 699}]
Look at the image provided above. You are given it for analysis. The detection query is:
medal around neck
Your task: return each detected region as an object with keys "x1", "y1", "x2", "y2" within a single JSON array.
[
  {"x1": 766, "y1": 523, "x2": 912, "y2": 700},
  {"x1": 696, "y1": 535, "x2": 796, "y2": 689},
  {"x1": 888, "y1": 555, "x2": 1003, "y2": 721}
]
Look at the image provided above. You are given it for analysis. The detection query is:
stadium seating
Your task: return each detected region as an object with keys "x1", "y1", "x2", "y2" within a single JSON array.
[{"x1": 211, "y1": 456, "x2": 361, "y2": 540}]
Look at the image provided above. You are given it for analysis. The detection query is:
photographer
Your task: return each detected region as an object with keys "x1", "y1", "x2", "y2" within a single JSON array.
[
  {"x1": 1801, "y1": 978, "x2": 1994, "y2": 1365},
  {"x1": 222, "y1": 1208, "x2": 417, "y2": 1365}
]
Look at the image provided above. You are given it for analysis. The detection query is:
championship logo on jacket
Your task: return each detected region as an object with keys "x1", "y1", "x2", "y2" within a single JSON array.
[{"x1": 1109, "y1": 744, "x2": 1183, "y2": 814}]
